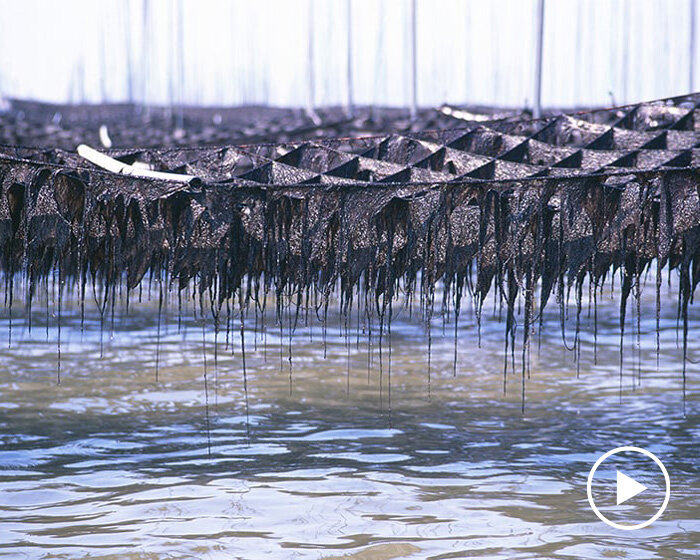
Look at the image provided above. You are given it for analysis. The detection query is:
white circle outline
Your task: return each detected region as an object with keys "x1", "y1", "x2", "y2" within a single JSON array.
[{"x1": 586, "y1": 446, "x2": 670, "y2": 530}]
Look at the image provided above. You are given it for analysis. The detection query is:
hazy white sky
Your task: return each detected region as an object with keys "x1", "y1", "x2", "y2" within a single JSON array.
[{"x1": 0, "y1": 0, "x2": 695, "y2": 108}]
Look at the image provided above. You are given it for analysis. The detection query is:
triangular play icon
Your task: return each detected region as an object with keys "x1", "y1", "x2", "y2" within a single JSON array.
[{"x1": 616, "y1": 470, "x2": 647, "y2": 505}]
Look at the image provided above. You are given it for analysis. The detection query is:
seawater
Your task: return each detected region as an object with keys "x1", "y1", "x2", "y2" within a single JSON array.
[{"x1": 0, "y1": 276, "x2": 698, "y2": 559}]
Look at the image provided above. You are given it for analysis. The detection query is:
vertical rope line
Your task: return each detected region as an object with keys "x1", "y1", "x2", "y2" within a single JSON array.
[
  {"x1": 346, "y1": 0, "x2": 354, "y2": 117},
  {"x1": 410, "y1": 0, "x2": 417, "y2": 120},
  {"x1": 306, "y1": 0, "x2": 317, "y2": 122},
  {"x1": 690, "y1": 0, "x2": 697, "y2": 91},
  {"x1": 533, "y1": 0, "x2": 545, "y2": 118}
]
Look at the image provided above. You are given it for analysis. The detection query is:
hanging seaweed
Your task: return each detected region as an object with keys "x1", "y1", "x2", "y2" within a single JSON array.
[{"x1": 0, "y1": 94, "x2": 698, "y2": 410}]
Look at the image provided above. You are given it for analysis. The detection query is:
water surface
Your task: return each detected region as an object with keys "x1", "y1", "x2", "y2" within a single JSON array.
[{"x1": 0, "y1": 280, "x2": 698, "y2": 559}]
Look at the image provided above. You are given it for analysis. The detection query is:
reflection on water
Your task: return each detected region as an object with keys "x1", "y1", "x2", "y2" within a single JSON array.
[{"x1": 0, "y1": 279, "x2": 698, "y2": 559}]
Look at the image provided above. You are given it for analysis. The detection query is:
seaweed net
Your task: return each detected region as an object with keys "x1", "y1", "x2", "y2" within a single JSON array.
[
  {"x1": 0, "y1": 99, "x2": 522, "y2": 149},
  {"x1": 0, "y1": 94, "x2": 698, "y2": 409}
]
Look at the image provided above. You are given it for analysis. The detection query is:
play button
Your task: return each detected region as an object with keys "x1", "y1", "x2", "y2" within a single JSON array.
[
  {"x1": 616, "y1": 470, "x2": 647, "y2": 505},
  {"x1": 587, "y1": 446, "x2": 670, "y2": 530}
]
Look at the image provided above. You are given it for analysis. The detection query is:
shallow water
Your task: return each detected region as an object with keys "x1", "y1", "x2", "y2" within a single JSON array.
[{"x1": 0, "y1": 278, "x2": 698, "y2": 559}]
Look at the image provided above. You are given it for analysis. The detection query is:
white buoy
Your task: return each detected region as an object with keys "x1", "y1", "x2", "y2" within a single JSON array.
[
  {"x1": 77, "y1": 144, "x2": 197, "y2": 183},
  {"x1": 98, "y1": 125, "x2": 113, "y2": 149}
]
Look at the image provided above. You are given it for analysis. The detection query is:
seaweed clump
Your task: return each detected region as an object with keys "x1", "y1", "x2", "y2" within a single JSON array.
[{"x1": 0, "y1": 94, "x2": 698, "y2": 410}]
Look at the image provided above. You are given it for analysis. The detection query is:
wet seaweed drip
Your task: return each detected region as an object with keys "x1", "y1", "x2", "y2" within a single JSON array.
[
  {"x1": 201, "y1": 296, "x2": 212, "y2": 457},
  {"x1": 573, "y1": 277, "x2": 583, "y2": 378},
  {"x1": 208, "y1": 275, "x2": 222, "y2": 410},
  {"x1": 155, "y1": 275, "x2": 163, "y2": 383},
  {"x1": 5, "y1": 273, "x2": 13, "y2": 348},
  {"x1": 45, "y1": 274, "x2": 50, "y2": 341},
  {"x1": 57, "y1": 266, "x2": 62, "y2": 385},
  {"x1": 634, "y1": 269, "x2": 642, "y2": 387},
  {"x1": 426, "y1": 290, "x2": 433, "y2": 401},
  {"x1": 365, "y1": 290, "x2": 373, "y2": 385},
  {"x1": 287, "y1": 286, "x2": 296, "y2": 396},
  {"x1": 239, "y1": 289, "x2": 251, "y2": 441},
  {"x1": 522, "y1": 267, "x2": 535, "y2": 412},
  {"x1": 452, "y1": 280, "x2": 461, "y2": 379},
  {"x1": 344, "y1": 292, "x2": 352, "y2": 397},
  {"x1": 92, "y1": 279, "x2": 109, "y2": 360},
  {"x1": 386, "y1": 299, "x2": 393, "y2": 419},
  {"x1": 0, "y1": 96, "x2": 698, "y2": 418}
]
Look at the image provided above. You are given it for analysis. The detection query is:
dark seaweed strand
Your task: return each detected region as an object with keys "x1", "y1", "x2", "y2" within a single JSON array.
[
  {"x1": 212, "y1": 276, "x2": 224, "y2": 410},
  {"x1": 522, "y1": 269, "x2": 534, "y2": 411},
  {"x1": 209, "y1": 272, "x2": 221, "y2": 409},
  {"x1": 6, "y1": 272, "x2": 13, "y2": 348},
  {"x1": 679, "y1": 232, "x2": 693, "y2": 416},
  {"x1": 200, "y1": 289, "x2": 212, "y2": 456},
  {"x1": 345, "y1": 290, "x2": 352, "y2": 397},
  {"x1": 261, "y1": 280, "x2": 268, "y2": 362},
  {"x1": 656, "y1": 254, "x2": 662, "y2": 371},
  {"x1": 426, "y1": 289, "x2": 433, "y2": 400},
  {"x1": 239, "y1": 289, "x2": 251, "y2": 441},
  {"x1": 45, "y1": 272, "x2": 50, "y2": 341},
  {"x1": 57, "y1": 264, "x2": 62, "y2": 384},
  {"x1": 453, "y1": 277, "x2": 462, "y2": 378},
  {"x1": 574, "y1": 277, "x2": 583, "y2": 378},
  {"x1": 155, "y1": 274, "x2": 163, "y2": 383},
  {"x1": 287, "y1": 285, "x2": 294, "y2": 396},
  {"x1": 365, "y1": 286, "x2": 373, "y2": 384},
  {"x1": 377, "y1": 295, "x2": 385, "y2": 411},
  {"x1": 387, "y1": 299, "x2": 393, "y2": 421},
  {"x1": 635, "y1": 265, "x2": 642, "y2": 387}
]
